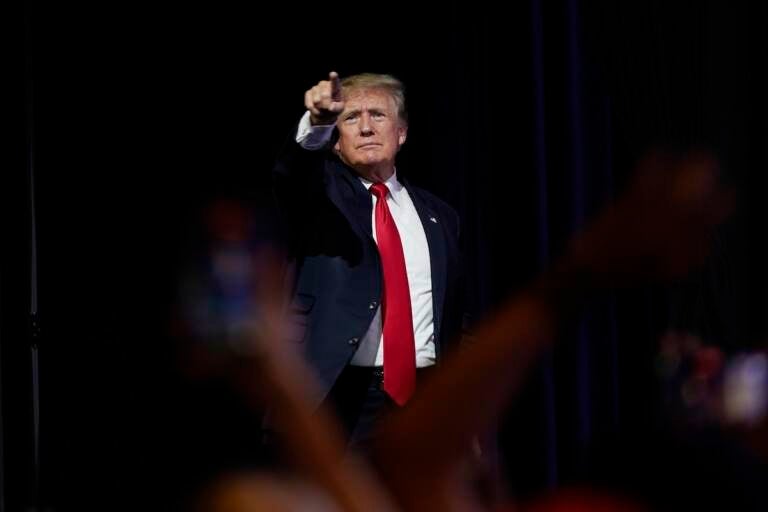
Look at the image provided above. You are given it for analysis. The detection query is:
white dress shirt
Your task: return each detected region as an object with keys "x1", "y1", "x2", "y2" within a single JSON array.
[{"x1": 296, "y1": 112, "x2": 436, "y2": 367}]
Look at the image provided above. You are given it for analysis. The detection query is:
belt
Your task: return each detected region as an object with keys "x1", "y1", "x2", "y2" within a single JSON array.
[{"x1": 345, "y1": 365, "x2": 437, "y2": 390}]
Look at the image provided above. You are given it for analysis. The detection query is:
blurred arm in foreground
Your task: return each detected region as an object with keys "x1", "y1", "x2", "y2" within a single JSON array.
[{"x1": 369, "y1": 151, "x2": 732, "y2": 511}]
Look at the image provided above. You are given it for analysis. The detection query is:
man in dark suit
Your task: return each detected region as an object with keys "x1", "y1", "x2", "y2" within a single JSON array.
[{"x1": 272, "y1": 71, "x2": 463, "y2": 447}]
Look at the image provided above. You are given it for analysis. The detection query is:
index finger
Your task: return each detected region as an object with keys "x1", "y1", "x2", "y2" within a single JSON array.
[{"x1": 329, "y1": 71, "x2": 342, "y2": 101}]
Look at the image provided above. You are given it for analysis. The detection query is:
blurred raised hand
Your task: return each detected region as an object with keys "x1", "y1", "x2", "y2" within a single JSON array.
[{"x1": 566, "y1": 150, "x2": 733, "y2": 284}]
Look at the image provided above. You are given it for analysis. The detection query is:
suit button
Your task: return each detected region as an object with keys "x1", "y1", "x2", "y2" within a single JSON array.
[
  {"x1": 348, "y1": 337, "x2": 360, "y2": 346},
  {"x1": 368, "y1": 301, "x2": 378, "y2": 310}
]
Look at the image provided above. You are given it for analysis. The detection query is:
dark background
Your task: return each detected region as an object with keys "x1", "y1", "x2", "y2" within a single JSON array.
[{"x1": 6, "y1": 0, "x2": 767, "y2": 510}]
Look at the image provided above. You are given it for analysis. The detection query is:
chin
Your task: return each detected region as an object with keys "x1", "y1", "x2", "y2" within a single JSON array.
[{"x1": 355, "y1": 155, "x2": 384, "y2": 166}]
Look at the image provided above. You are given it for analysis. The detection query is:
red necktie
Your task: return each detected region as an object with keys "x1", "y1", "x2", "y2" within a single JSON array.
[{"x1": 370, "y1": 183, "x2": 416, "y2": 406}]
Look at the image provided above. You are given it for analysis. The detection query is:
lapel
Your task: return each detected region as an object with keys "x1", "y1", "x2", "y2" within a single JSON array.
[
  {"x1": 327, "y1": 160, "x2": 375, "y2": 241},
  {"x1": 402, "y1": 179, "x2": 448, "y2": 353}
]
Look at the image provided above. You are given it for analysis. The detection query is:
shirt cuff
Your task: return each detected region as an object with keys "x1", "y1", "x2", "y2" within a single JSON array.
[{"x1": 295, "y1": 111, "x2": 335, "y2": 150}]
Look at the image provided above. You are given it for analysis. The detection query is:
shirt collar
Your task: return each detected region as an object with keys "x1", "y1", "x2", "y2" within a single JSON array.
[{"x1": 359, "y1": 170, "x2": 404, "y2": 206}]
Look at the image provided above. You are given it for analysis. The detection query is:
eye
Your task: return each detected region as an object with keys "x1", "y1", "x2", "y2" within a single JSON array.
[{"x1": 342, "y1": 113, "x2": 359, "y2": 123}]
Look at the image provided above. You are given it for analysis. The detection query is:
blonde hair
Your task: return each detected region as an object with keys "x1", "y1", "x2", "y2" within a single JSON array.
[{"x1": 340, "y1": 73, "x2": 408, "y2": 125}]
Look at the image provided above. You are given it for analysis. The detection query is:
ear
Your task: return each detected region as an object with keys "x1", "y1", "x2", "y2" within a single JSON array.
[{"x1": 398, "y1": 125, "x2": 408, "y2": 147}]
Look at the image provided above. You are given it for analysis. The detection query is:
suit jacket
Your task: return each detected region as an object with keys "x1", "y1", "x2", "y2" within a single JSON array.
[{"x1": 273, "y1": 136, "x2": 463, "y2": 405}]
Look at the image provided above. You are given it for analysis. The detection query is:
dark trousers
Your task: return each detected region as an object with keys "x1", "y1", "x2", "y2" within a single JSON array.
[{"x1": 323, "y1": 365, "x2": 436, "y2": 451}]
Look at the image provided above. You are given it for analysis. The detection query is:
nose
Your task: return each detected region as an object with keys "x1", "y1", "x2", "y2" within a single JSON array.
[{"x1": 359, "y1": 113, "x2": 374, "y2": 135}]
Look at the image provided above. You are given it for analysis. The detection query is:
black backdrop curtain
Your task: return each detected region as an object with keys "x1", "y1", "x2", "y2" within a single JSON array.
[{"x1": 7, "y1": 0, "x2": 767, "y2": 509}]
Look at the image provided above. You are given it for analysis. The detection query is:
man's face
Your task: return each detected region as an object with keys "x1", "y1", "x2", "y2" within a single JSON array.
[{"x1": 334, "y1": 88, "x2": 407, "y2": 178}]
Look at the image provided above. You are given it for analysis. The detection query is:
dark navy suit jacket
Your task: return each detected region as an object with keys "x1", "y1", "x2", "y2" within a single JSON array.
[{"x1": 273, "y1": 136, "x2": 463, "y2": 406}]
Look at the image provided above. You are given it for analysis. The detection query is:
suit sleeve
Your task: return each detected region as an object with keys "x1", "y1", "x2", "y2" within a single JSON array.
[{"x1": 271, "y1": 128, "x2": 330, "y2": 251}]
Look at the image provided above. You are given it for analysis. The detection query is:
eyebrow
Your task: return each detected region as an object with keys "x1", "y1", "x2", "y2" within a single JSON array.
[{"x1": 342, "y1": 107, "x2": 387, "y2": 119}]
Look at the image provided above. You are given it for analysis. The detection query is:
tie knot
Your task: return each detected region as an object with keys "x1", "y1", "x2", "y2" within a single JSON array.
[{"x1": 370, "y1": 183, "x2": 389, "y2": 199}]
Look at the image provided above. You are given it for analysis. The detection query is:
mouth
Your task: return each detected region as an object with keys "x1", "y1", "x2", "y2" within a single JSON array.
[{"x1": 357, "y1": 143, "x2": 382, "y2": 149}]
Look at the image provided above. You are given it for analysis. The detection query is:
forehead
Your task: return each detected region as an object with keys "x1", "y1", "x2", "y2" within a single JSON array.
[{"x1": 342, "y1": 88, "x2": 396, "y2": 111}]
